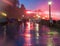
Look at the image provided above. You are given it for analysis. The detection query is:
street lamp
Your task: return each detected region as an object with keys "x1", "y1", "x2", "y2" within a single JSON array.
[
  {"x1": 48, "y1": 1, "x2": 52, "y2": 5},
  {"x1": 48, "y1": 0, "x2": 52, "y2": 23}
]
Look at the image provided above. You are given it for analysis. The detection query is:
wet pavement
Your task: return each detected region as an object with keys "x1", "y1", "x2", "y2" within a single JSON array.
[{"x1": 0, "y1": 21, "x2": 60, "y2": 46}]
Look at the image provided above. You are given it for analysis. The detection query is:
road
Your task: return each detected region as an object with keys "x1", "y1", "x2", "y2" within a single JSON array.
[{"x1": 0, "y1": 21, "x2": 60, "y2": 46}]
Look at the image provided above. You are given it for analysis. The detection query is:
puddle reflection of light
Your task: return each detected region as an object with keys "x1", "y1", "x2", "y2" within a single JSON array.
[
  {"x1": 35, "y1": 23, "x2": 39, "y2": 44},
  {"x1": 26, "y1": 22, "x2": 30, "y2": 31},
  {"x1": 47, "y1": 31, "x2": 58, "y2": 46},
  {"x1": 24, "y1": 22, "x2": 32, "y2": 46},
  {"x1": 47, "y1": 35, "x2": 55, "y2": 46},
  {"x1": 35, "y1": 23, "x2": 39, "y2": 37},
  {"x1": 24, "y1": 34, "x2": 31, "y2": 38},
  {"x1": 35, "y1": 24, "x2": 39, "y2": 31},
  {"x1": 36, "y1": 33, "x2": 39, "y2": 37}
]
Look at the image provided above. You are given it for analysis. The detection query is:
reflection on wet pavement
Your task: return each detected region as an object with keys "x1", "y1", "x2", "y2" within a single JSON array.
[
  {"x1": 0, "y1": 22, "x2": 60, "y2": 46},
  {"x1": 24, "y1": 22, "x2": 32, "y2": 46}
]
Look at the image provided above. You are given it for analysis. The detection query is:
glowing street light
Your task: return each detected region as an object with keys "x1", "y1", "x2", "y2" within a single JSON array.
[
  {"x1": 48, "y1": 1, "x2": 52, "y2": 5},
  {"x1": 38, "y1": 16, "x2": 40, "y2": 18},
  {"x1": 35, "y1": 14, "x2": 41, "y2": 20},
  {"x1": 42, "y1": 17, "x2": 45, "y2": 19}
]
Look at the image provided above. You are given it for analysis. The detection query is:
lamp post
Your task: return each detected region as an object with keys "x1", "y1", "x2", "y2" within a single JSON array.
[{"x1": 48, "y1": 0, "x2": 52, "y2": 23}]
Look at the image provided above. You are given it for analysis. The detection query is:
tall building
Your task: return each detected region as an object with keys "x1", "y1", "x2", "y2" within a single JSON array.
[
  {"x1": 0, "y1": 0, "x2": 20, "y2": 19},
  {"x1": 5, "y1": 0, "x2": 20, "y2": 19}
]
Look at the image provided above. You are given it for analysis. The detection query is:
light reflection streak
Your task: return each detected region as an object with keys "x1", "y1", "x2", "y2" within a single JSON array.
[
  {"x1": 35, "y1": 23, "x2": 39, "y2": 44},
  {"x1": 47, "y1": 35, "x2": 55, "y2": 46},
  {"x1": 24, "y1": 22, "x2": 32, "y2": 46}
]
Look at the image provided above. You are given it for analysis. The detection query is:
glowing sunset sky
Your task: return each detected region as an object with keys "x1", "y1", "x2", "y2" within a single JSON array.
[{"x1": 20, "y1": 0, "x2": 60, "y2": 20}]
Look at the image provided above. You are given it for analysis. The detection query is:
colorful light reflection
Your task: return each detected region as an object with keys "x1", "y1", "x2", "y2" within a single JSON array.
[{"x1": 24, "y1": 22, "x2": 32, "y2": 46}]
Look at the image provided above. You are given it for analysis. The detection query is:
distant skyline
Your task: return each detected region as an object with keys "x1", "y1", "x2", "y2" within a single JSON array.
[{"x1": 19, "y1": 0, "x2": 60, "y2": 20}]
